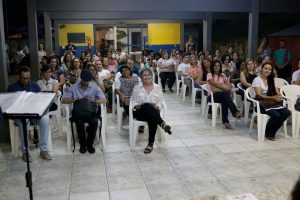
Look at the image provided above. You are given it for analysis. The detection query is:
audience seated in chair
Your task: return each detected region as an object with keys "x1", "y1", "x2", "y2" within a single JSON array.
[
  {"x1": 7, "y1": 66, "x2": 52, "y2": 162},
  {"x1": 207, "y1": 60, "x2": 241, "y2": 129},
  {"x1": 291, "y1": 59, "x2": 300, "y2": 85},
  {"x1": 131, "y1": 68, "x2": 172, "y2": 154},
  {"x1": 157, "y1": 51, "x2": 176, "y2": 92},
  {"x1": 61, "y1": 69, "x2": 106, "y2": 154},
  {"x1": 252, "y1": 62, "x2": 290, "y2": 141}
]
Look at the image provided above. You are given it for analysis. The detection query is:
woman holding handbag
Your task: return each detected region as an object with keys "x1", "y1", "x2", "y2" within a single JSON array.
[
  {"x1": 252, "y1": 62, "x2": 291, "y2": 141},
  {"x1": 207, "y1": 60, "x2": 241, "y2": 129}
]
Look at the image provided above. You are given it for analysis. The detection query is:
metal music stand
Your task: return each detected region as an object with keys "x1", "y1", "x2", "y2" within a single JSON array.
[{"x1": 0, "y1": 91, "x2": 55, "y2": 200}]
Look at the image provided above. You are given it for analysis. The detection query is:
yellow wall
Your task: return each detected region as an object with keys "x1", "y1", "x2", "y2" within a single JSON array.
[
  {"x1": 148, "y1": 23, "x2": 180, "y2": 45},
  {"x1": 58, "y1": 24, "x2": 94, "y2": 46}
]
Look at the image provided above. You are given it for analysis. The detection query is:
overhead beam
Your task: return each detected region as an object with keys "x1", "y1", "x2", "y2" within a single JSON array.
[{"x1": 37, "y1": 0, "x2": 251, "y2": 12}]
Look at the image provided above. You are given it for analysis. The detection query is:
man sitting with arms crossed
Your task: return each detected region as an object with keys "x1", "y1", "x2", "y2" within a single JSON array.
[
  {"x1": 62, "y1": 69, "x2": 106, "y2": 154},
  {"x1": 7, "y1": 66, "x2": 52, "y2": 162}
]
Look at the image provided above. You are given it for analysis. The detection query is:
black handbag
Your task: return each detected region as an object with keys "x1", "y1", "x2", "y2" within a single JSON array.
[
  {"x1": 70, "y1": 99, "x2": 100, "y2": 152},
  {"x1": 71, "y1": 99, "x2": 98, "y2": 122},
  {"x1": 295, "y1": 97, "x2": 300, "y2": 111}
]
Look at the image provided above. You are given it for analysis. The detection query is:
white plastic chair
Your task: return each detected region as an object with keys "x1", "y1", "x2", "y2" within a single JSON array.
[
  {"x1": 129, "y1": 99, "x2": 166, "y2": 149},
  {"x1": 65, "y1": 103, "x2": 107, "y2": 151},
  {"x1": 48, "y1": 92, "x2": 62, "y2": 135},
  {"x1": 116, "y1": 93, "x2": 125, "y2": 131},
  {"x1": 275, "y1": 77, "x2": 289, "y2": 88},
  {"x1": 246, "y1": 87, "x2": 287, "y2": 141},
  {"x1": 237, "y1": 83, "x2": 251, "y2": 125},
  {"x1": 200, "y1": 84, "x2": 209, "y2": 116},
  {"x1": 280, "y1": 85, "x2": 300, "y2": 138},
  {"x1": 112, "y1": 82, "x2": 116, "y2": 119},
  {"x1": 175, "y1": 72, "x2": 183, "y2": 96},
  {"x1": 182, "y1": 77, "x2": 202, "y2": 107},
  {"x1": 201, "y1": 84, "x2": 222, "y2": 128},
  {"x1": 9, "y1": 118, "x2": 52, "y2": 157}
]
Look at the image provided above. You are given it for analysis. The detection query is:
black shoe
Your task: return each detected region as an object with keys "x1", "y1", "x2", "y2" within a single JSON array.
[
  {"x1": 161, "y1": 122, "x2": 172, "y2": 135},
  {"x1": 79, "y1": 146, "x2": 87, "y2": 154},
  {"x1": 169, "y1": 88, "x2": 174, "y2": 93},
  {"x1": 162, "y1": 89, "x2": 166, "y2": 92},
  {"x1": 87, "y1": 146, "x2": 95, "y2": 154}
]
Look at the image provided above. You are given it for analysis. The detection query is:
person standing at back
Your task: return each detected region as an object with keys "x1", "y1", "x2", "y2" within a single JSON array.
[{"x1": 273, "y1": 40, "x2": 292, "y2": 80}]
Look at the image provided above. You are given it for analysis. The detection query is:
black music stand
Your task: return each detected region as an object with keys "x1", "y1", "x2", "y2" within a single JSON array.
[{"x1": 0, "y1": 91, "x2": 55, "y2": 200}]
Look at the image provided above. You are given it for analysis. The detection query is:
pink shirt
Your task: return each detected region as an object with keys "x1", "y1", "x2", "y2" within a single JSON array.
[
  {"x1": 206, "y1": 72, "x2": 228, "y2": 92},
  {"x1": 186, "y1": 66, "x2": 201, "y2": 80}
]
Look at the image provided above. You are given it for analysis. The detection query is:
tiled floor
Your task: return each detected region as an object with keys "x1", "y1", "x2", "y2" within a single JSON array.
[{"x1": 0, "y1": 92, "x2": 300, "y2": 200}]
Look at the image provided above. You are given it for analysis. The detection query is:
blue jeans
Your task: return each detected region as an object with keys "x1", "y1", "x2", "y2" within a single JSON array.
[
  {"x1": 261, "y1": 107, "x2": 291, "y2": 137},
  {"x1": 14, "y1": 114, "x2": 50, "y2": 153}
]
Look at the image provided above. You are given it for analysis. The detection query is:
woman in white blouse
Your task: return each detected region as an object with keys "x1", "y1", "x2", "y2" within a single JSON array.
[
  {"x1": 37, "y1": 65, "x2": 60, "y2": 111},
  {"x1": 252, "y1": 62, "x2": 290, "y2": 141},
  {"x1": 131, "y1": 68, "x2": 172, "y2": 154},
  {"x1": 157, "y1": 51, "x2": 176, "y2": 92}
]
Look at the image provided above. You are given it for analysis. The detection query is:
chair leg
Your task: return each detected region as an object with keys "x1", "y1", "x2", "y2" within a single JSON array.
[
  {"x1": 182, "y1": 84, "x2": 186, "y2": 102},
  {"x1": 191, "y1": 89, "x2": 196, "y2": 107},
  {"x1": 249, "y1": 115, "x2": 255, "y2": 134},
  {"x1": 47, "y1": 126, "x2": 53, "y2": 151},
  {"x1": 130, "y1": 124, "x2": 139, "y2": 150},
  {"x1": 294, "y1": 113, "x2": 300, "y2": 138},
  {"x1": 212, "y1": 105, "x2": 217, "y2": 128},
  {"x1": 117, "y1": 109, "x2": 123, "y2": 131}
]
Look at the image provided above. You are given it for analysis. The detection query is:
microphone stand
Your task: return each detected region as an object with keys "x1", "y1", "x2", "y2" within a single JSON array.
[{"x1": 22, "y1": 119, "x2": 33, "y2": 200}]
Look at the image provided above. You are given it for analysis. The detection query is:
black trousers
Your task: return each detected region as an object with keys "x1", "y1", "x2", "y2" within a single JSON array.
[
  {"x1": 275, "y1": 64, "x2": 292, "y2": 80},
  {"x1": 213, "y1": 91, "x2": 239, "y2": 123},
  {"x1": 75, "y1": 118, "x2": 98, "y2": 148},
  {"x1": 159, "y1": 72, "x2": 175, "y2": 90},
  {"x1": 133, "y1": 103, "x2": 164, "y2": 144},
  {"x1": 261, "y1": 107, "x2": 291, "y2": 137}
]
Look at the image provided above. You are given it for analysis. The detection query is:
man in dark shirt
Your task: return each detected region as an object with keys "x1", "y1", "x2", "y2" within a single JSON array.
[{"x1": 7, "y1": 66, "x2": 52, "y2": 162}]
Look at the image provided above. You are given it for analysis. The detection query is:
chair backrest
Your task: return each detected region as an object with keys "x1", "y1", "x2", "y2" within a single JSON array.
[
  {"x1": 275, "y1": 78, "x2": 289, "y2": 88},
  {"x1": 245, "y1": 87, "x2": 256, "y2": 100},
  {"x1": 237, "y1": 83, "x2": 245, "y2": 92},
  {"x1": 280, "y1": 85, "x2": 300, "y2": 101},
  {"x1": 201, "y1": 83, "x2": 214, "y2": 103}
]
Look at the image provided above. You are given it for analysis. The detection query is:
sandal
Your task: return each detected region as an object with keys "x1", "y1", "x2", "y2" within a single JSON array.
[
  {"x1": 161, "y1": 122, "x2": 172, "y2": 135},
  {"x1": 223, "y1": 123, "x2": 233, "y2": 129},
  {"x1": 234, "y1": 111, "x2": 242, "y2": 119},
  {"x1": 266, "y1": 136, "x2": 276, "y2": 141},
  {"x1": 144, "y1": 144, "x2": 153, "y2": 154}
]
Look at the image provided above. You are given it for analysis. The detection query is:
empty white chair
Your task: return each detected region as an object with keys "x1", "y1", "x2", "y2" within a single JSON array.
[
  {"x1": 65, "y1": 103, "x2": 107, "y2": 151},
  {"x1": 129, "y1": 99, "x2": 165, "y2": 149},
  {"x1": 245, "y1": 87, "x2": 287, "y2": 141},
  {"x1": 280, "y1": 85, "x2": 300, "y2": 138},
  {"x1": 182, "y1": 77, "x2": 202, "y2": 107}
]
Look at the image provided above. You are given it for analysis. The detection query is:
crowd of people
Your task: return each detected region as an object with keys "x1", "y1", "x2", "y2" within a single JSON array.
[{"x1": 4, "y1": 35, "x2": 300, "y2": 159}]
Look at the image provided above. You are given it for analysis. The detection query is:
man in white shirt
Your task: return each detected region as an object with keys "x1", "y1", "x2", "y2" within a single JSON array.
[
  {"x1": 177, "y1": 53, "x2": 190, "y2": 77},
  {"x1": 292, "y1": 60, "x2": 300, "y2": 85},
  {"x1": 95, "y1": 60, "x2": 111, "y2": 80}
]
